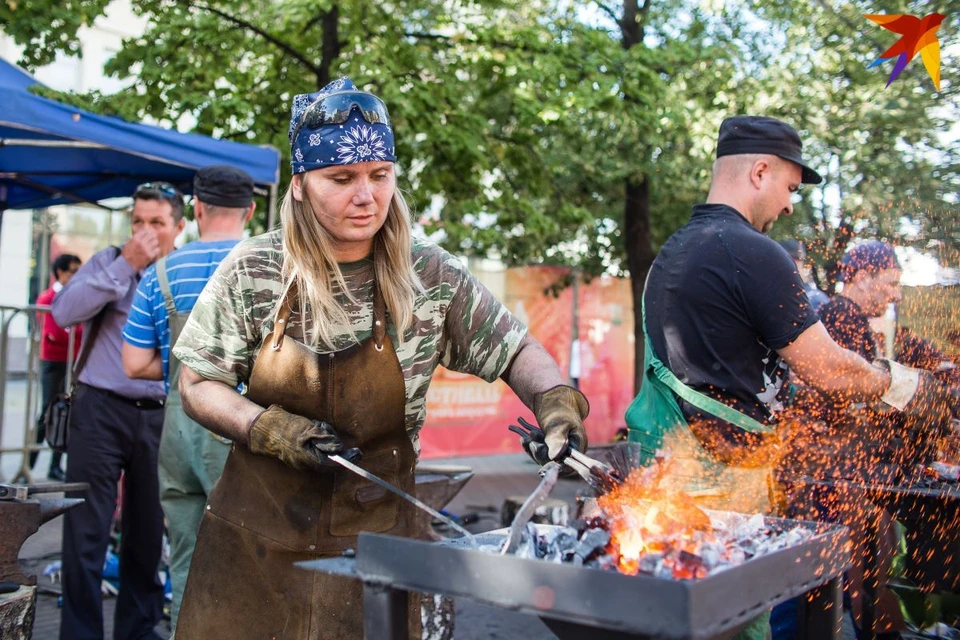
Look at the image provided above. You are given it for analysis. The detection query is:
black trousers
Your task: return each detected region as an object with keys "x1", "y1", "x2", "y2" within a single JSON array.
[
  {"x1": 32, "y1": 359, "x2": 66, "y2": 470},
  {"x1": 61, "y1": 383, "x2": 165, "y2": 640}
]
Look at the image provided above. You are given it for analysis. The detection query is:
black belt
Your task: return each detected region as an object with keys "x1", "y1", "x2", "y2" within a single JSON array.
[{"x1": 79, "y1": 383, "x2": 165, "y2": 410}]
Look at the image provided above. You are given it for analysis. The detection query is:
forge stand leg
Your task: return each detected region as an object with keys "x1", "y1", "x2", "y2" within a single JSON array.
[
  {"x1": 797, "y1": 577, "x2": 842, "y2": 640},
  {"x1": 364, "y1": 582, "x2": 409, "y2": 640},
  {"x1": 862, "y1": 533, "x2": 878, "y2": 640}
]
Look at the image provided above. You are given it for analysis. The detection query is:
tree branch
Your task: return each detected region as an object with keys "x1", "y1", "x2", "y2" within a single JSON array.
[
  {"x1": 183, "y1": 0, "x2": 323, "y2": 78},
  {"x1": 301, "y1": 8, "x2": 328, "y2": 35},
  {"x1": 593, "y1": 0, "x2": 621, "y2": 26}
]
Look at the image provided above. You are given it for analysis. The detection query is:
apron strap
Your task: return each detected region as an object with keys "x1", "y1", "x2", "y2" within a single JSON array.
[
  {"x1": 271, "y1": 280, "x2": 297, "y2": 351},
  {"x1": 641, "y1": 293, "x2": 774, "y2": 435},
  {"x1": 372, "y1": 283, "x2": 386, "y2": 351},
  {"x1": 271, "y1": 276, "x2": 388, "y2": 351},
  {"x1": 155, "y1": 257, "x2": 178, "y2": 320}
]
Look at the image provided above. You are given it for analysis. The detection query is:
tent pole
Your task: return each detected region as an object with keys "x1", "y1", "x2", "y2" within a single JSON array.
[
  {"x1": 267, "y1": 183, "x2": 278, "y2": 230},
  {"x1": 0, "y1": 184, "x2": 7, "y2": 246}
]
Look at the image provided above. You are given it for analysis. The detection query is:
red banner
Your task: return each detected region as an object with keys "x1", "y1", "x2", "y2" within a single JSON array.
[{"x1": 419, "y1": 267, "x2": 635, "y2": 458}]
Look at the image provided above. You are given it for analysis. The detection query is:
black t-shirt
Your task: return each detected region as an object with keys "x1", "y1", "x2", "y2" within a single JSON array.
[{"x1": 645, "y1": 204, "x2": 820, "y2": 430}]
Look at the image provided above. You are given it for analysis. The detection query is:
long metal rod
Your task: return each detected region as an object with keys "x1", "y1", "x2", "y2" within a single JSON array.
[
  {"x1": 0, "y1": 305, "x2": 61, "y2": 481},
  {"x1": 501, "y1": 462, "x2": 560, "y2": 555},
  {"x1": 327, "y1": 454, "x2": 476, "y2": 545},
  {"x1": 17, "y1": 316, "x2": 40, "y2": 483},
  {"x1": 0, "y1": 307, "x2": 23, "y2": 454},
  {"x1": 0, "y1": 139, "x2": 112, "y2": 149}
]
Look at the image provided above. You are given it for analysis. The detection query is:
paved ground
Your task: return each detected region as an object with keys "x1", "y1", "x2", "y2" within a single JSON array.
[{"x1": 20, "y1": 452, "x2": 575, "y2": 639}]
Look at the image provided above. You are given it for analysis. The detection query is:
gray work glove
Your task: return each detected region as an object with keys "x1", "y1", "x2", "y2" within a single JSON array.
[
  {"x1": 248, "y1": 405, "x2": 361, "y2": 471},
  {"x1": 879, "y1": 360, "x2": 956, "y2": 425}
]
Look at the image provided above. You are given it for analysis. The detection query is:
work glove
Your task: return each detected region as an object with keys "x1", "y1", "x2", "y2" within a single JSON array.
[
  {"x1": 511, "y1": 385, "x2": 590, "y2": 466},
  {"x1": 879, "y1": 360, "x2": 956, "y2": 425},
  {"x1": 248, "y1": 405, "x2": 361, "y2": 471}
]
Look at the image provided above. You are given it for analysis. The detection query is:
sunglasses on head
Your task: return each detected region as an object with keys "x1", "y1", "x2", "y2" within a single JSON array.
[
  {"x1": 292, "y1": 91, "x2": 392, "y2": 143},
  {"x1": 134, "y1": 182, "x2": 181, "y2": 201}
]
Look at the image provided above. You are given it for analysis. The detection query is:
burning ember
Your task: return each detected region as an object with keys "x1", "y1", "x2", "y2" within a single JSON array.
[{"x1": 497, "y1": 458, "x2": 815, "y2": 580}]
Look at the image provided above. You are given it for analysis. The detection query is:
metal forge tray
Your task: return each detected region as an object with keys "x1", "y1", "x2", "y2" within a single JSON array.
[{"x1": 299, "y1": 518, "x2": 851, "y2": 640}]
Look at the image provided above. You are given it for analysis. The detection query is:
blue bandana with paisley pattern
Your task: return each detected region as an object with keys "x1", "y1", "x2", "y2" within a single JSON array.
[{"x1": 288, "y1": 77, "x2": 396, "y2": 174}]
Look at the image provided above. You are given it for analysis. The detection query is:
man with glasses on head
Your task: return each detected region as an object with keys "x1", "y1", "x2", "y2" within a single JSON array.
[
  {"x1": 169, "y1": 78, "x2": 588, "y2": 638},
  {"x1": 121, "y1": 165, "x2": 255, "y2": 631},
  {"x1": 52, "y1": 182, "x2": 185, "y2": 640}
]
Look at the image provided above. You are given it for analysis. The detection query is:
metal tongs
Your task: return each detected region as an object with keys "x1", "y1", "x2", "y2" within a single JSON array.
[
  {"x1": 508, "y1": 417, "x2": 621, "y2": 492},
  {"x1": 501, "y1": 418, "x2": 623, "y2": 555}
]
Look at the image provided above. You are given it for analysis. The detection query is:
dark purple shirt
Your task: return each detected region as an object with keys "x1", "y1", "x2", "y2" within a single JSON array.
[
  {"x1": 818, "y1": 295, "x2": 876, "y2": 361},
  {"x1": 51, "y1": 246, "x2": 166, "y2": 401}
]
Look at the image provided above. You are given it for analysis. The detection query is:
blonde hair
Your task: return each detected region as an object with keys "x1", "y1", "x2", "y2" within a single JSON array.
[{"x1": 278, "y1": 183, "x2": 422, "y2": 350}]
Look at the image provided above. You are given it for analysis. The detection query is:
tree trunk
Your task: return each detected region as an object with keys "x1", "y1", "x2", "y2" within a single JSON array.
[
  {"x1": 624, "y1": 176, "x2": 655, "y2": 395},
  {"x1": 620, "y1": 0, "x2": 652, "y2": 395},
  {"x1": 318, "y1": 5, "x2": 341, "y2": 88}
]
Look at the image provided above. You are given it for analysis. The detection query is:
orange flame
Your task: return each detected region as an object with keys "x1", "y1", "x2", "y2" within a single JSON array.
[{"x1": 598, "y1": 462, "x2": 714, "y2": 576}]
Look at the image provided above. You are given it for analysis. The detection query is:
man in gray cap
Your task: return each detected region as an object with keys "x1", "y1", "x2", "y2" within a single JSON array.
[
  {"x1": 625, "y1": 117, "x2": 953, "y2": 640},
  {"x1": 121, "y1": 164, "x2": 255, "y2": 629}
]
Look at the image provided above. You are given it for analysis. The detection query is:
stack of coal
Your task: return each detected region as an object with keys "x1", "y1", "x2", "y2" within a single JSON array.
[{"x1": 498, "y1": 511, "x2": 816, "y2": 581}]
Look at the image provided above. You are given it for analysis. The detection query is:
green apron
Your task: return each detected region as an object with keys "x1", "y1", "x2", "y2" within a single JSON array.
[
  {"x1": 625, "y1": 298, "x2": 777, "y2": 640},
  {"x1": 625, "y1": 298, "x2": 778, "y2": 513},
  {"x1": 155, "y1": 256, "x2": 231, "y2": 628}
]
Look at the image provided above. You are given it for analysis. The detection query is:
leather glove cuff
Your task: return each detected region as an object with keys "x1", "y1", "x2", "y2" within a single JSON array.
[
  {"x1": 533, "y1": 385, "x2": 590, "y2": 421},
  {"x1": 878, "y1": 359, "x2": 920, "y2": 411}
]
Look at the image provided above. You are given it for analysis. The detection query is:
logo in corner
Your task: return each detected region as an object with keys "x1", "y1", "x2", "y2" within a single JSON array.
[{"x1": 864, "y1": 13, "x2": 945, "y2": 90}]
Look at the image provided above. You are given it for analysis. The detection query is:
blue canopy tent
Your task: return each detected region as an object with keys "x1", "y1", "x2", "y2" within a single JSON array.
[{"x1": 0, "y1": 57, "x2": 281, "y2": 235}]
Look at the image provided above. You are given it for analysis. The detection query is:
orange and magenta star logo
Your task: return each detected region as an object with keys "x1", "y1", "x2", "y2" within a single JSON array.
[{"x1": 864, "y1": 13, "x2": 945, "y2": 90}]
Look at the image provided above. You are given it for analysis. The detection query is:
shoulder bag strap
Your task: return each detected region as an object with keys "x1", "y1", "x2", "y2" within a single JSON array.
[{"x1": 70, "y1": 246, "x2": 121, "y2": 384}]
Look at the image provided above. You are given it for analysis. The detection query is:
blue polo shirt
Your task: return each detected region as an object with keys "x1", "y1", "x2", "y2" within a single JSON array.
[{"x1": 122, "y1": 239, "x2": 239, "y2": 392}]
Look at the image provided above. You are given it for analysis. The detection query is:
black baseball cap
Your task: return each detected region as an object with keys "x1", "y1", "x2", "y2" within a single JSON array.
[
  {"x1": 194, "y1": 165, "x2": 255, "y2": 208},
  {"x1": 716, "y1": 116, "x2": 823, "y2": 185}
]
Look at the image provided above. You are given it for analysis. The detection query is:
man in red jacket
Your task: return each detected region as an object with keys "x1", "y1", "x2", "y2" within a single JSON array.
[{"x1": 35, "y1": 253, "x2": 82, "y2": 481}]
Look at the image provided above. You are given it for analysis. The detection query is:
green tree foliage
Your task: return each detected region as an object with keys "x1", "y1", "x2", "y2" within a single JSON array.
[
  {"x1": 4, "y1": 0, "x2": 958, "y2": 389},
  {"x1": 753, "y1": 0, "x2": 960, "y2": 287}
]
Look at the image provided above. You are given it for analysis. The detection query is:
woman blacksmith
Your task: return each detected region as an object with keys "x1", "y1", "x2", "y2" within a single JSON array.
[{"x1": 171, "y1": 78, "x2": 590, "y2": 638}]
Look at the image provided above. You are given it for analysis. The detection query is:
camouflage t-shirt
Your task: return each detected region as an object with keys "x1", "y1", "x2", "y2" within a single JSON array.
[{"x1": 173, "y1": 229, "x2": 527, "y2": 451}]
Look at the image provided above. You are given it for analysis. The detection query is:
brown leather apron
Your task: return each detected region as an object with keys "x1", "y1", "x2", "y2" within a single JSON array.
[{"x1": 175, "y1": 284, "x2": 420, "y2": 639}]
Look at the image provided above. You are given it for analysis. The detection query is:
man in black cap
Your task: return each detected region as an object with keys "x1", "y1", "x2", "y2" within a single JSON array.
[
  {"x1": 121, "y1": 164, "x2": 255, "y2": 629},
  {"x1": 625, "y1": 117, "x2": 952, "y2": 640}
]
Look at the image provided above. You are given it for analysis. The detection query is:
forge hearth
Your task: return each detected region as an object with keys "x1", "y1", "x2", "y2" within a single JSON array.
[{"x1": 299, "y1": 515, "x2": 851, "y2": 640}]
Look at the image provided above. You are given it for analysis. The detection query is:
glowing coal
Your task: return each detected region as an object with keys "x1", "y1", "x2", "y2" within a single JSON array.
[
  {"x1": 500, "y1": 509, "x2": 815, "y2": 580},
  {"x1": 496, "y1": 454, "x2": 816, "y2": 579}
]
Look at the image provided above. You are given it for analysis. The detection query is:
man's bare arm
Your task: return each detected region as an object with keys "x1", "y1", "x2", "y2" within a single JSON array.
[
  {"x1": 122, "y1": 343, "x2": 163, "y2": 381},
  {"x1": 179, "y1": 365, "x2": 264, "y2": 445},
  {"x1": 778, "y1": 321, "x2": 890, "y2": 398},
  {"x1": 500, "y1": 334, "x2": 567, "y2": 408}
]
